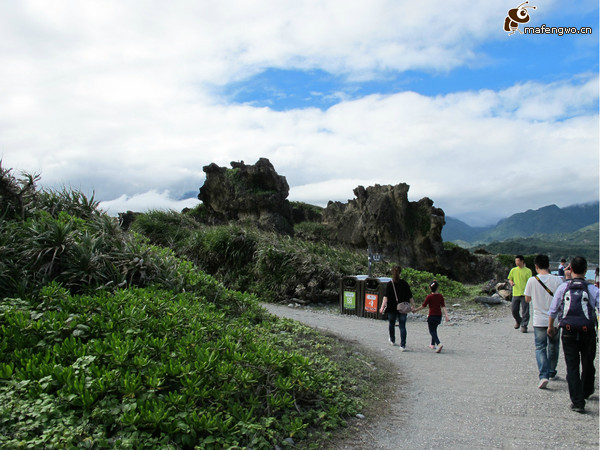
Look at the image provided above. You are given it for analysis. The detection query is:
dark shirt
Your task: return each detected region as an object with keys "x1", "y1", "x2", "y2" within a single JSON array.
[{"x1": 385, "y1": 280, "x2": 413, "y2": 310}]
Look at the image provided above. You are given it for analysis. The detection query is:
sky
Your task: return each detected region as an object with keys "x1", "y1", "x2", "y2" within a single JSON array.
[{"x1": 0, "y1": 0, "x2": 598, "y2": 227}]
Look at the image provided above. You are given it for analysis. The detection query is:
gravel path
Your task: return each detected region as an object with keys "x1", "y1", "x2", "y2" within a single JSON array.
[{"x1": 263, "y1": 303, "x2": 599, "y2": 449}]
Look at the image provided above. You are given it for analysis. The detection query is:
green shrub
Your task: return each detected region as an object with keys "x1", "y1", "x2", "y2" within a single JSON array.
[
  {"x1": 128, "y1": 209, "x2": 198, "y2": 250},
  {"x1": 443, "y1": 241, "x2": 462, "y2": 251},
  {"x1": 0, "y1": 287, "x2": 363, "y2": 448},
  {"x1": 0, "y1": 208, "x2": 231, "y2": 301},
  {"x1": 250, "y1": 233, "x2": 365, "y2": 301},
  {"x1": 401, "y1": 267, "x2": 468, "y2": 301},
  {"x1": 293, "y1": 222, "x2": 331, "y2": 242}
]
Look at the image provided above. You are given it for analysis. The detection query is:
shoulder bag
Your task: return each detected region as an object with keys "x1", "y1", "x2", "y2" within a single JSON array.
[{"x1": 535, "y1": 275, "x2": 554, "y2": 296}]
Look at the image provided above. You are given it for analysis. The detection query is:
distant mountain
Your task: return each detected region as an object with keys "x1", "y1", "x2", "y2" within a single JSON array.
[
  {"x1": 441, "y1": 217, "x2": 493, "y2": 242},
  {"x1": 443, "y1": 201, "x2": 599, "y2": 244},
  {"x1": 178, "y1": 191, "x2": 199, "y2": 201},
  {"x1": 478, "y1": 223, "x2": 599, "y2": 263}
]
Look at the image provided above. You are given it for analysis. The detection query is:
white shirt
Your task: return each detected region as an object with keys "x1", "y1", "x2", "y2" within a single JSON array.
[{"x1": 524, "y1": 274, "x2": 565, "y2": 327}]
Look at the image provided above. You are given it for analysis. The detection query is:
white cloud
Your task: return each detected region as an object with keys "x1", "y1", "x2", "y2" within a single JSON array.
[
  {"x1": 98, "y1": 191, "x2": 199, "y2": 217},
  {"x1": 0, "y1": 1, "x2": 597, "y2": 227}
]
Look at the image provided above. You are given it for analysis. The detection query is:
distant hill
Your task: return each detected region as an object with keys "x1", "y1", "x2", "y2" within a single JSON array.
[
  {"x1": 443, "y1": 201, "x2": 599, "y2": 244},
  {"x1": 442, "y1": 217, "x2": 493, "y2": 243},
  {"x1": 477, "y1": 223, "x2": 599, "y2": 263}
]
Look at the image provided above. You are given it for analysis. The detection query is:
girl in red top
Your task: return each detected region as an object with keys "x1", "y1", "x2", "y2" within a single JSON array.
[{"x1": 414, "y1": 280, "x2": 449, "y2": 353}]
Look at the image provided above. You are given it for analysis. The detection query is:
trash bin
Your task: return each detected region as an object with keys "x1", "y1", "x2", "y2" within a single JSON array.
[
  {"x1": 363, "y1": 277, "x2": 391, "y2": 320},
  {"x1": 339, "y1": 275, "x2": 367, "y2": 315}
]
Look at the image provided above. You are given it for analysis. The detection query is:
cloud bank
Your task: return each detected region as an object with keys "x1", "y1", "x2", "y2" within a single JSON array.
[{"x1": 0, "y1": 0, "x2": 597, "y2": 226}]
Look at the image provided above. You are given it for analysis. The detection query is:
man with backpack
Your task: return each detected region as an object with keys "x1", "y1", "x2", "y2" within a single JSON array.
[{"x1": 548, "y1": 256, "x2": 599, "y2": 413}]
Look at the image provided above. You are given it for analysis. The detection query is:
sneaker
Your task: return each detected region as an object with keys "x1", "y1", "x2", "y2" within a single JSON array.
[
  {"x1": 520, "y1": 326, "x2": 528, "y2": 333},
  {"x1": 435, "y1": 344, "x2": 443, "y2": 353},
  {"x1": 570, "y1": 404, "x2": 585, "y2": 414},
  {"x1": 429, "y1": 344, "x2": 435, "y2": 349},
  {"x1": 550, "y1": 375, "x2": 560, "y2": 381},
  {"x1": 389, "y1": 339, "x2": 397, "y2": 346},
  {"x1": 399, "y1": 346, "x2": 406, "y2": 352},
  {"x1": 538, "y1": 379, "x2": 549, "y2": 389},
  {"x1": 514, "y1": 323, "x2": 520, "y2": 329}
]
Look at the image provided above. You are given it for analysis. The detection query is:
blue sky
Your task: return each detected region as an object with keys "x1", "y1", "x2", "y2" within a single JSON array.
[
  {"x1": 224, "y1": 8, "x2": 599, "y2": 112},
  {"x1": 0, "y1": 0, "x2": 598, "y2": 226}
]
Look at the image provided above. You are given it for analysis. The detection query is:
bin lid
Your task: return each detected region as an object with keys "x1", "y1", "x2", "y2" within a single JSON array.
[
  {"x1": 364, "y1": 276, "x2": 392, "y2": 289},
  {"x1": 343, "y1": 275, "x2": 368, "y2": 280},
  {"x1": 364, "y1": 278, "x2": 380, "y2": 289}
]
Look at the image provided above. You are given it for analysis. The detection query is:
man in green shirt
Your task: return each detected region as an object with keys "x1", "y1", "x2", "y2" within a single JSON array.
[{"x1": 508, "y1": 255, "x2": 532, "y2": 333}]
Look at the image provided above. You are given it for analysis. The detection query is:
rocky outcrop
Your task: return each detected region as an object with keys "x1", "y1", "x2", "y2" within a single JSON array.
[
  {"x1": 194, "y1": 158, "x2": 509, "y2": 282},
  {"x1": 291, "y1": 202, "x2": 323, "y2": 224},
  {"x1": 197, "y1": 158, "x2": 294, "y2": 235},
  {"x1": 440, "y1": 245, "x2": 509, "y2": 283},
  {"x1": 322, "y1": 184, "x2": 445, "y2": 273},
  {"x1": 118, "y1": 211, "x2": 140, "y2": 231}
]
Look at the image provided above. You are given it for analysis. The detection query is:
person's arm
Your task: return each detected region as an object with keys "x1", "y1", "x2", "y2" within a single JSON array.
[
  {"x1": 590, "y1": 286, "x2": 599, "y2": 310},
  {"x1": 410, "y1": 297, "x2": 417, "y2": 312},
  {"x1": 413, "y1": 302, "x2": 425, "y2": 313},
  {"x1": 380, "y1": 296, "x2": 388, "y2": 314},
  {"x1": 524, "y1": 278, "x2": 533, "y2": 303},
  {"x1": 547, "y1": 316, "x2": 556, "y2": 337},
  {"x1": 508, "y1": 269, "x2": 515, "y2": 286},
  {"x1": 563, "y1": 265, "x2": 572, "y2": 280},
  {"x1": 442, "y1": 306, "x2": 449, "y2": 322},
  {"x1": 547, "y1": 284, "x2": 564, "y2": 336}
]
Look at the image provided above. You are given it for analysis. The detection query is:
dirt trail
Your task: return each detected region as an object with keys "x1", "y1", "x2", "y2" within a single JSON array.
[{"x1": 263, "y1": 304, "x2": 599, "y2": 449}]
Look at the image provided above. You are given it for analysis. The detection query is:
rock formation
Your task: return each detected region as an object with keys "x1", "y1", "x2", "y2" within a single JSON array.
[
  {"x1": 439, "y1": 245, "x2": 509, "y2": 283},
  {"x1": 322, "y1": 184, "x2": 445, "y2": 273},
  {"x1": 197, "y1": 158, "x2": 294, "y2": 235},
  {"x1": 194, "y1": 158, "x2": 508, "y2": 282}
]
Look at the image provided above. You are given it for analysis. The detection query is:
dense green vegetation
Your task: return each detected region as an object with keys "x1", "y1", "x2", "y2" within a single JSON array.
[
  {"x1": 0, "y1": 166, "x2": 390, "y2": 448},
  {"x1": 0, "y1": 164, "x2": 468, "y2": 447},
  {"x1": 130, "y1": 208, "x2": 468, "y2": 303},
  {"x1": 1, "y1": 286, "x2": 379, "y2": 448}
]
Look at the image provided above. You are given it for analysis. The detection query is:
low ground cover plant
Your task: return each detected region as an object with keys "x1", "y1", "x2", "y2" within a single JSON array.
[{"x1": 0, "y1": 285, "x2": 368, "y2": 448}]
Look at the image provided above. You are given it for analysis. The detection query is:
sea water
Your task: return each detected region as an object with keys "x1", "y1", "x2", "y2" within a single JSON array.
[{"x1": 551, "y1": 268, "x2": 597, "y2": 281}]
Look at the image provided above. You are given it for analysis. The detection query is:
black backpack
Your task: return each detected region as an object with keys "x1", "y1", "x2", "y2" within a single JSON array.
[{"x1": 558, "y1": 279, "x2": 595, "y2": 332}]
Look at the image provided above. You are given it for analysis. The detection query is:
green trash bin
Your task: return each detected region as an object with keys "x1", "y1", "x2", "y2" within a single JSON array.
[
  {"x1": 363, "y1": 277, "x2": 391, "y2": 320},
  {"x1": 339, "y1": 275, "x2": 367, "y2": 315}
]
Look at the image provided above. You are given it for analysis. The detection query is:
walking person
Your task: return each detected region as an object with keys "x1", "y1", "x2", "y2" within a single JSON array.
[
  {"x1": 557, "y1": 258, "x2": 567, "y2": 277},
  {"x1": 508, "y1": 255, "x2": 532, "y2": 333},
  {"x1": 414, "y1": 280, "x2": 449, "y2": 353},
  {"x1": 548, "y1": 256, "x2": 599, "y2": 413},
  {"x1": 524, "y1": 254, "x2": 564, "y2": 389},
  {"x1": 379, "y1": 266, "x2": 415, "y2": 351}
]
